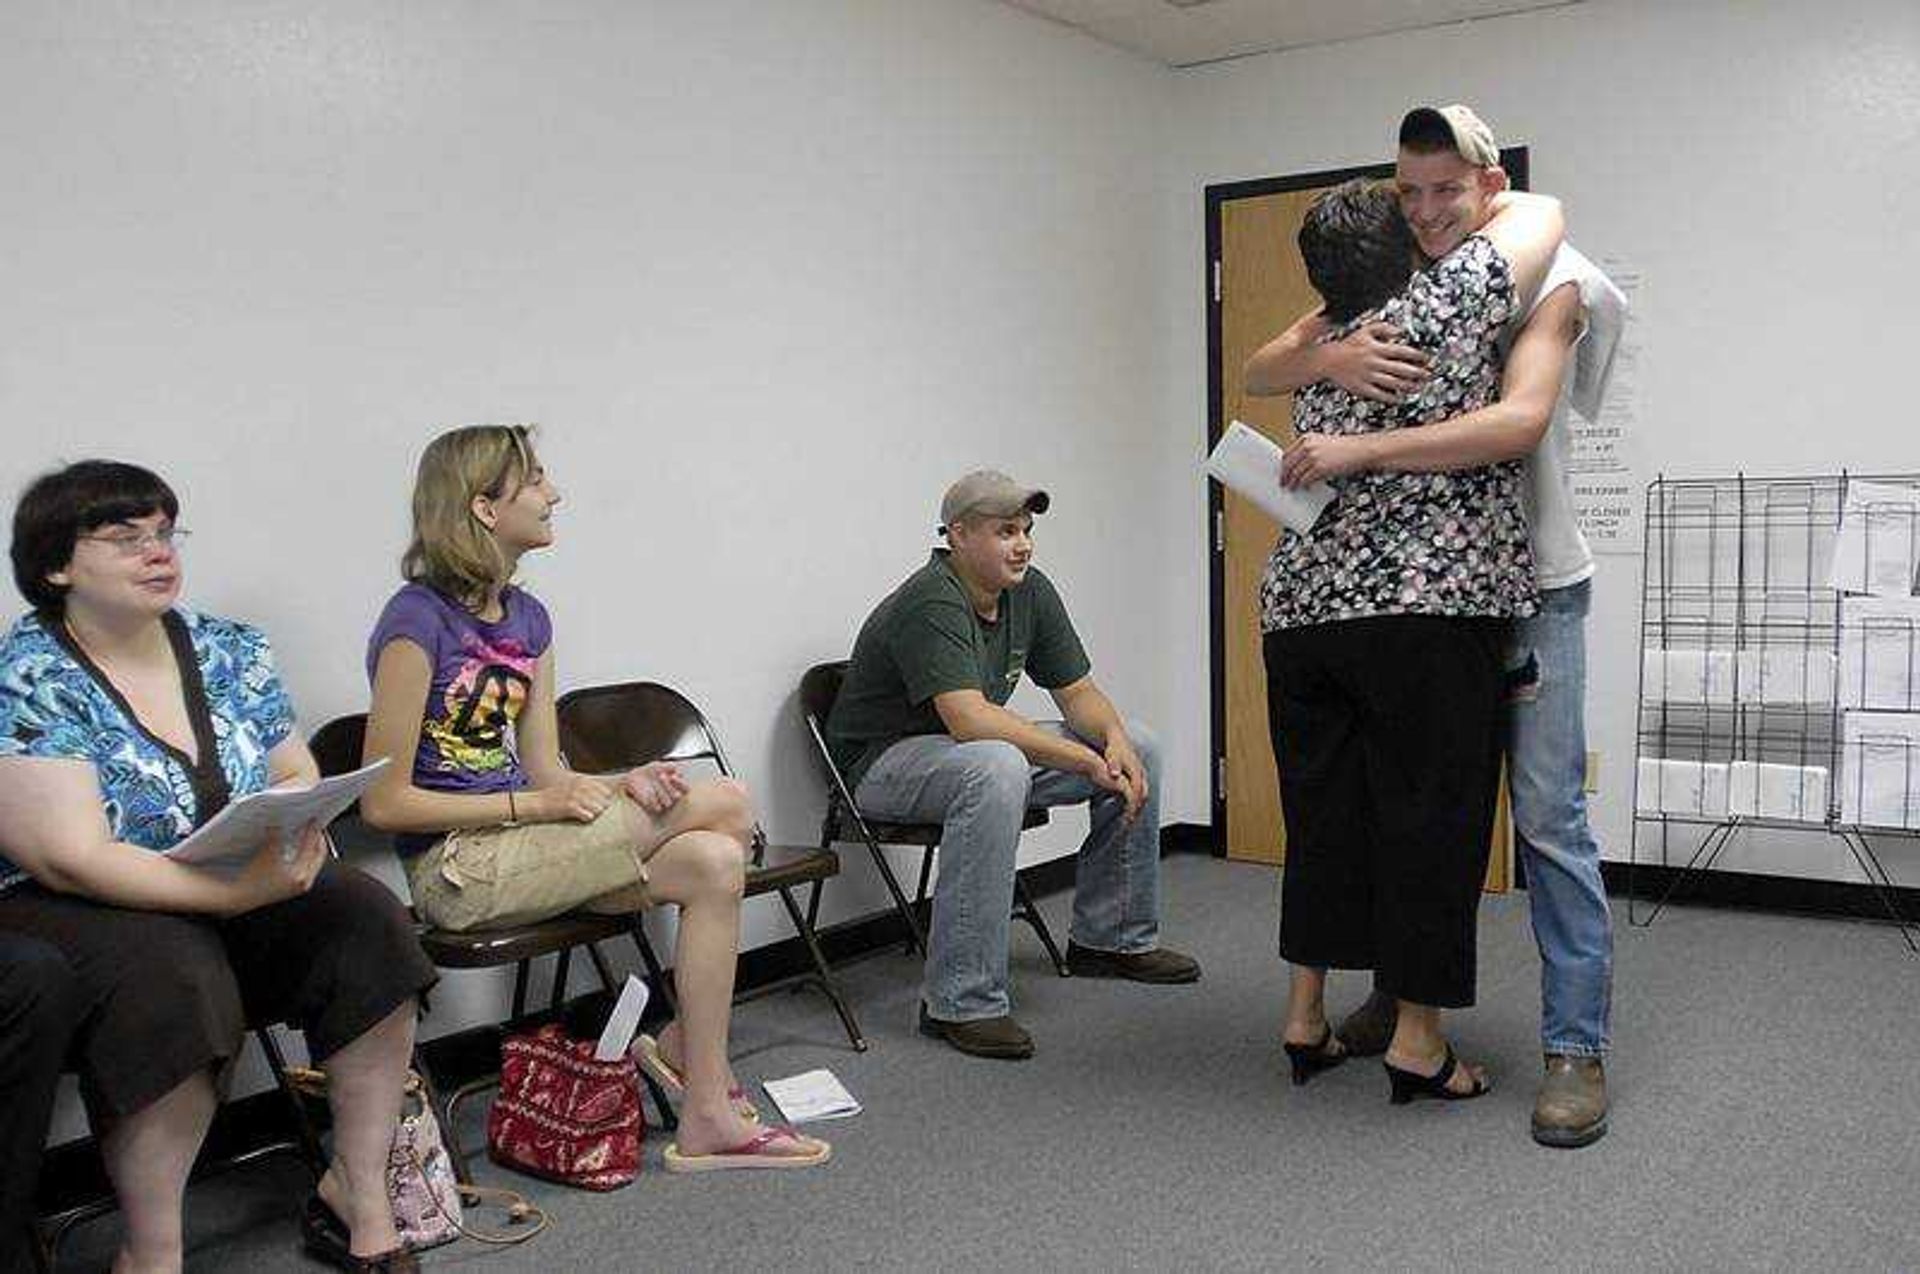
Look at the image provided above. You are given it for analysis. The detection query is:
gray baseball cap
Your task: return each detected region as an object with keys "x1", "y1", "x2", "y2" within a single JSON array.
[
  {"x1": 1400, "y1": 103, "x2": 1501, "y2": 167},
  {"x1": 939, "y1": 469, "x2": 1050, "y2": 531}
]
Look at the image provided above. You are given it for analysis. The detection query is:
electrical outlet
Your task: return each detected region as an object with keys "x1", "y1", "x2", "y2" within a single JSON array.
[{"x1": 1584, "y1": 751, "x2": 1600, "y2": 794}]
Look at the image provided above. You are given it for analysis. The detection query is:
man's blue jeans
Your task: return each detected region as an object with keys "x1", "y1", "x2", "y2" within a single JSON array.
[
  {"x1": 1509, "y1": 579, "x2": 1614, "y2": 1058},
  {"x1": 854, "y1": 721, "x2": 1163, "y2": 1022}
]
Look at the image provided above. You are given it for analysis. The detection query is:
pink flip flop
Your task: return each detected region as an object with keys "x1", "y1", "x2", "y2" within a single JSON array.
[
  {"x1": 632, "y1": 1033, "x2": 760, "y2": 1121},
  {"x1": 662, "y1": 1125, "x2": 831, "y2": 1173}
]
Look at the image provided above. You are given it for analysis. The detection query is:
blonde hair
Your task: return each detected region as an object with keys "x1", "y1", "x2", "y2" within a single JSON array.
[{"x1": 402, "y1": 424, "x2": 538, "y2": 608}]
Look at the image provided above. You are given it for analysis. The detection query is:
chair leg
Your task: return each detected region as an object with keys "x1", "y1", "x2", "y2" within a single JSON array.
[
  {"x1": 853, "y1": 831, "x2": 928, "y2": 956},
  {"x1": 510, "y1": 959, "x2": 531, "y2": 1020},
  {"x1": 908, "y1": 850, "x2": 937, "y2": 954},
  {"x1": 1014, "y1": 875, "x2": 1070, "y2": 977},
  {"x1": 775, "y1": 885, "x2": 867, "y2": 1052},
  {"x1": 411, "y1": 1048, "x2": 473, "y2": 1186},
  {"x1": 585, "y1": 941, "x2": 618, "y2": 992},
  {"x1": 255, "y1": 1027, "x2": 329, "y2": 1178},
  {"x1": 549, "y1": 948, "x2": 574, "y2": 1013}
]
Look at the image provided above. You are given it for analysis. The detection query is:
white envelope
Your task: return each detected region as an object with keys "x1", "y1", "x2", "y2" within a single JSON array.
[
  {"x1": 1205, "y1": 420, "x2": 1336, "y2": 536},
  {"x1": 1636, "y1": 757, "x2": 1730, "y2": 817},
  {"x1": 1839, "y1": 596, "x2": 1920, "y2": 711},
  {"x1": 1736, "y1": 647, "x2": 1836, "y2": 705},
  {"x1": 1728, "y1": 761, "x2": 1829, "y2": 823},
  {"x1": 1840, "y1": 712, "x2": 1920, "y2": 829}
]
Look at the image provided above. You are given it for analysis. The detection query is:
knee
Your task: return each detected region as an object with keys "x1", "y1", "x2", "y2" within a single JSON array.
[
  {"x1": 1124, "y1": 720, "x2": 1162, "y2": 778},
  {"x1": 677, "y1": 831, "x2": 747, "y2": 902},
  {"x1": 954, "y1": 740, "x2": 1030, "y2": 801},
  {"x1": 704, "y1": 776, "x2": 756, "y2": 845}
]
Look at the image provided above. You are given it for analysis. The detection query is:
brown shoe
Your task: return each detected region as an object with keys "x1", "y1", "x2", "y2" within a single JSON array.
[
  {"x1": 918, "y1": 1005, "x2": 1035, "y2": 1059},
  {"x1": 1063, "y1": 942, "x2": 1201, "y2": 984},
  {"x1": 1531, "y1": 1054, "x2": 1608, "y2": 1148},
  {"x1": 1334, "y1": 989, "x2": 1398, "y2": 1057}
]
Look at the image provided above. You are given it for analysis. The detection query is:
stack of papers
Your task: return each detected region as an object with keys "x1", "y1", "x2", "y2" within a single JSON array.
[
  {"x1": 761, "y1": 1069, "x2": 862, "y2": 1123},
  {"x1": 167, "y1": 758, "x2": 389, "y2": 875}
]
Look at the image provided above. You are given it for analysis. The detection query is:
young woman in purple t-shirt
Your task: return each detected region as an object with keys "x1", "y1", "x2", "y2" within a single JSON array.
[{"x1": 361, "y1": 424, "x2": 827, "y2": 1173}]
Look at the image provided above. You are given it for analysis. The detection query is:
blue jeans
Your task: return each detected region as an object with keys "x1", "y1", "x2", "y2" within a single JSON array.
[
  {"x1": 855, "y1": 721, "x2": 1163, "y2": 1022},
  {"x1": 1509, "y1": 579, "x2": 1614, "y2": 1057}
]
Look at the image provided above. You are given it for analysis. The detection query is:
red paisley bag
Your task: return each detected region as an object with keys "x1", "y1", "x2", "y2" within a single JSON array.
[{"x1": 487, "y1": 1024, "x2": 643, "y2": 1191}]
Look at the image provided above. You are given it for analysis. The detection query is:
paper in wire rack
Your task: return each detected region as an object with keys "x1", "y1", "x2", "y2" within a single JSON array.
[
  {"x1": 1204, "y1": 420, "x2": 1335, "y2": 536},
  {"x1": 761, "y1": 1069, "x2": 862, "y2": 1123}
]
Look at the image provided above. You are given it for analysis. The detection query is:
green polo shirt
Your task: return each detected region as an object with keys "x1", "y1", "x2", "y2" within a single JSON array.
[{"x1": 826, "y1": 550, "x2": 1091, "y2": 788}]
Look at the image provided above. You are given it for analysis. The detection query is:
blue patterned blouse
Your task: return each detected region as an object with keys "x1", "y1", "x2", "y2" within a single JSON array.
[{"x1": 0, "y1": 608, "x2": 297, "y2": 893}]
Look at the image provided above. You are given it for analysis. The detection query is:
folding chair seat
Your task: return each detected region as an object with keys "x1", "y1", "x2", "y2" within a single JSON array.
[
  {"x1": 796, "y1": 661, "x2": 1068, "y2": 977},
  {"x1": 307, "y1": 715, "x2": 679, "y2": 1179},
  {"x1": 554, "y1": 681, "x2": 866, "y2": 1051}
]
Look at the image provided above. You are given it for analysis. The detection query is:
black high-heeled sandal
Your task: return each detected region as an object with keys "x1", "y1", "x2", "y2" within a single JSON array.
[
  {"x1": 1282, "y1": 1027, "x2": 1347, "y2": 1086},
  {"x1": 1384, "y1": 1046, "x2": 1489, "y2": 1105},
  {"x1": 302, "y1": 1195, "x2": 420, "y2": 1273}
]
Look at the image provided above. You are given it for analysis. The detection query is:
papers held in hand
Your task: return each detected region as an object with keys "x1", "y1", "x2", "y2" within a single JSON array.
[
  {"x1": 1205, "y1": 420, "x2": 1335, "y2": 535},
  {"x1": 166, "y1": 757, "x2": 391, "y2": 876}
]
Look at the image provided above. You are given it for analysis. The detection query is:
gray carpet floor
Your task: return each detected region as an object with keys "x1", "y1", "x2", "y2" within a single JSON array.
[{"x1": 54, "y1": 855, "x2": 1920, "y2": 1271}]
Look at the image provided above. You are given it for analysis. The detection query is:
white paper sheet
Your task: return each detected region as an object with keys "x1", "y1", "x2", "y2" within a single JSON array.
[
  {"x1": 761, "y1": 1069, "x2": 862, "y2": 1123},
  {"x1": 1839, "y1": 596, "x2": 1920, "y2": 711},
  {"x1": 167, "y1": 758, "x2": 390, "y2": 875},
  {"x1": 1840, "y1": 712, "x2": 1920, "y2": 829},
  {"x1": 1728, "y1": 762, "x2": 1829, "y2": 823},
  {"x1": 1205, "y1": 420, "x2": 1335, "y2": 536},
  {"x1": 594, "y1": 974, "x2": 651, "y2": 1061},
  {"x1": 1736, "y1": 647, "x2": 1836, "y2": 706},
  {"x1": 1635, "y1": 757, "x2": 1729, "y2": 817},
  {"x1": 1828, "y1": 480, "x2": 1920, "y2": 596}
]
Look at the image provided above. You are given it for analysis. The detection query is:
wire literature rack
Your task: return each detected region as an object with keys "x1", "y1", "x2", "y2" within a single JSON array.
[{"x1": 1631, "y1": 472, "x2": 1920, "y2": 951}]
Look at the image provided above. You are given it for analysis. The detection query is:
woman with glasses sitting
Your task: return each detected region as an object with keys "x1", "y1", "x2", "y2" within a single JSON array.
[
  {"x1": 0, "y1": 460, "x2": 436, "y2": 1274},
  {"x1": 360, "y1": 424, "x2": 828, "y2": 1173}
]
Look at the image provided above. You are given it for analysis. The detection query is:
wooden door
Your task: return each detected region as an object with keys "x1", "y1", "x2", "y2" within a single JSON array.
[{"x1": 1206, "y1": 164, "x2": 1515, "y2": 890}]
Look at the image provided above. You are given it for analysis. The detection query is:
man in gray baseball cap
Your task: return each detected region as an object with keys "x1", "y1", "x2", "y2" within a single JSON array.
[{"x1": 825, "y1": 469, "x2": 1198, "y2": 1060}]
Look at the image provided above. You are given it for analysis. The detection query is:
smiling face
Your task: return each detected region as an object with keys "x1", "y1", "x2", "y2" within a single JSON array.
[
  {"x1": 473, "y1": 454, "x2": 561, "y2": 556},
  {"x1": 945, "y1": 512, "x2": 1034, "y2": 597},
  {"x1": 1393, "y1": 146, "x2": 1506, "y2": 262},
  {"x1": 47, "y1": 510, "x2": 184, "y2": 621}
]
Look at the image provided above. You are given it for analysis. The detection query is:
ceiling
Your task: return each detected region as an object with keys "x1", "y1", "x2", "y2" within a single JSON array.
[{"x1": 997, "y1": 0, "x2": 1581, "y2": 68}]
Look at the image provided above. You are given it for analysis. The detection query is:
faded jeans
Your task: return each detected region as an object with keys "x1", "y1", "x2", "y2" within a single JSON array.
[
  {"x1": 1509, "y1": 579, "x2": 1614, "y2": 1057},
  {"x1": 855, "y1": 720, "x2": 1163, "y2": 1021}
]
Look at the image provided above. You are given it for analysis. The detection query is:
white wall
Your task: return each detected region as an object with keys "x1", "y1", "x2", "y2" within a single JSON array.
[
  {"x1": 0, "y1": 0, "x2": 1172, "y2": 1135},
  {"x1": 1156, "y1": 0, "x2": 1920, "y2": 890}
]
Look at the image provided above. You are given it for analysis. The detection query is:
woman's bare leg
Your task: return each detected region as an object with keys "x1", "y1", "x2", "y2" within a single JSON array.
[
  {"x1": 98, "y1": 1072, "x2": 218, "y2": 1274},
  {"x1": 317, "y1": 1000, "x2": 417, "y2": 1257}
]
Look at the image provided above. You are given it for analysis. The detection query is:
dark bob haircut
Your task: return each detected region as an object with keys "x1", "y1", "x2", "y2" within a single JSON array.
[
  {"x1": 1297, "y1": 178, "x2": 1416, "y2": 324},
  {"x1": 11, "y1": 460, "x2": 179, "y2": 617}
]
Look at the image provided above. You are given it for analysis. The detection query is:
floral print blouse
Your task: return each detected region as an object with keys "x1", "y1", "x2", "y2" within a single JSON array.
[{"x1": 1260, "y1": 234, "x2": 1540, "y2": 633}]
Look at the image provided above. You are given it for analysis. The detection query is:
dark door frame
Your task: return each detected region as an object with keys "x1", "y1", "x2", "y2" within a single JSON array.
[{"x1": 1203, "y1": 147, "x2": 1531, "y2": 848}]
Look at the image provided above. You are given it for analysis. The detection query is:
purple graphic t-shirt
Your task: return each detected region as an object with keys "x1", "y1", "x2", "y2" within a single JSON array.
[{"x1": 366, "y1": 583, "x2": 553, "y2": 813}]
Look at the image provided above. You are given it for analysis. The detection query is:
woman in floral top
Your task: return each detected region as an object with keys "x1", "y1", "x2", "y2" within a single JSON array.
[
  {"x1": 1259, "y1": 181, "x2": 1562, "y2": 1103},
  {"x1": 0, "y1": 461, "x2": 434, "y2": 1273}
]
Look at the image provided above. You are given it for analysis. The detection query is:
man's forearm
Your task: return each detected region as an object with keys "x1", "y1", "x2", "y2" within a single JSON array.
[
  {"x1": 1243, "y1": 314, "x2": 1328, "y2": 395},
  {"x1": 949, "y1": 700, "x2": 1099, "y2": 773},
  {"x1": 1360, "y1": 402, "x2": 1544, "y2": 474}
]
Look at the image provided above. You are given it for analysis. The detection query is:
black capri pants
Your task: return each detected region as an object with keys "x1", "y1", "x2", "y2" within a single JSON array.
[
  {"x1": 0, "y1": 862, "x2": 436, "y2": 1120},
  {"x1": 1264, "y1": 614, "x2": 1509, "y2": 1008}
]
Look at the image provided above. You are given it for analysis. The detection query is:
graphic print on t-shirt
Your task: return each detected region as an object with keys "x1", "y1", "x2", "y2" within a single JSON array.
[{"x1": 423, "y1": 630, "x2": 536, "y2": 779}]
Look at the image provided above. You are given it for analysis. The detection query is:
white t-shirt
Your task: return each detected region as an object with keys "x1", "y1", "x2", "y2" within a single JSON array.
[{"x1": 1507, "y1": 243, "x2": 1627, "y2": 591}]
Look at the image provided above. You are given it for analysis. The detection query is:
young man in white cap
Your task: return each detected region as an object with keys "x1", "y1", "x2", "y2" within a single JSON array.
[
  {"x1": 1245, "y1": 104, "x2": 1625, "y2": 1148},
  {"x1": 826, "y1": 470, "x2": 1198, "y2": 1059}
]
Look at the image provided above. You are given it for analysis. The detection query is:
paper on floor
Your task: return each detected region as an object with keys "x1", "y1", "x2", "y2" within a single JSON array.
[{"x1": 761, "y1": 1069, "x2": 862, "y2": 1123}]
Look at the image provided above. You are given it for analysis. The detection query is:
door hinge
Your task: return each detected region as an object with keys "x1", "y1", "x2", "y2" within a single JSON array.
[
  {"x1": 1211, "y1": 259, "x2": 1222, "y2": 304},
  {"x1": 1216, "y1": 758, "x2": 1227, "y2": 801},
  {"x1": 1214, "y1": 508, "x2": 1225, "y2": 552}
]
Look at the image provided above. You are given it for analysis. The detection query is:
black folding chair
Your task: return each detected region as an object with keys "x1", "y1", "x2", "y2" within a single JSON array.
[
  {"x1": 797, "y1": 661, "x2": 1068, "y2": 976},
  {"x1": 308, "y1": 714, "x2": 680, "y2": 1180},
  {"x1": 555, "y1": 680, "x2": 865, "y2": 1051}
]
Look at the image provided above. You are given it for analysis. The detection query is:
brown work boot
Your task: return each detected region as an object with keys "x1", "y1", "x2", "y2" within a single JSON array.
[
  {"x1": 1063, "y1": 942, "x2": 1201, "y2": 984},
  {"x1": 1334, "y1": 989, "x2": 1397, "y2": 1057},
  {"x1": 1531, "y1": 1054, "x2": 1608, "y2": 1148},
  {"x1": 918, "y1": 1004, "x2": 1035, "y2": 1059}
]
